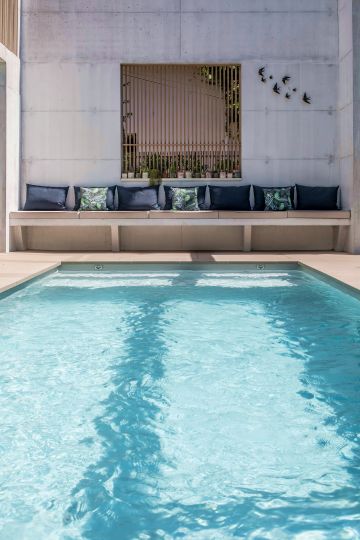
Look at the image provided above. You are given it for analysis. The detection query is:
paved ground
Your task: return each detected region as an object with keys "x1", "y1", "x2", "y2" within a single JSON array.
[{"x1": 0, "y1": 251, "x2": 360, "y2": 294}]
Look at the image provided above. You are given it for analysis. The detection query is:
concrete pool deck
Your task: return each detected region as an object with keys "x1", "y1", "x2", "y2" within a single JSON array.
[{"x1": 0, "y1": 252, "x2": 360, "y2": 295}]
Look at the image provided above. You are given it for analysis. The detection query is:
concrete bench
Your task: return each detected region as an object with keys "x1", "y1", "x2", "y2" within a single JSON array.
[{"x1": 9, "y1": 210, "x2": 351, "y2": 252}]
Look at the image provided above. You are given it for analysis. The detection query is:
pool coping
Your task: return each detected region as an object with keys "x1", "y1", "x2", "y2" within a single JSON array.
[{"x1": 0, "y1": 252, "x2": 359, "y2": 296}]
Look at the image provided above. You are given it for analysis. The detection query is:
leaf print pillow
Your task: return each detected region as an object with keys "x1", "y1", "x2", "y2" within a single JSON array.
[
  {"x1": 170, "y1": 187, "x2": 199, "y2": 211},
  {"x1": 79, "y1": 187, "x2": 108, "y2": 211},
  {"x1": 263, "y1": 187, "x2": 293, "y2": 211}
]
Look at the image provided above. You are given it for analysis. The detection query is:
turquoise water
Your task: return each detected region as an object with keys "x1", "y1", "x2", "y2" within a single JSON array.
[{"x1": 0, "y1": 265, "x2": 359, "y2": 539}]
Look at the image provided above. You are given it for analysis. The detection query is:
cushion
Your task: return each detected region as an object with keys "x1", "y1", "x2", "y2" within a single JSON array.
[
  {"x1": 209, "y1": 185, "x2": 251, "y2": 211},
  {"x1": 170, "y1": 187, "x2": 199, "y2": 211},
  {"x1": 263, "y1": 187, "x2": 293, "y2": 211},
  {"x1": 79, "y1": 187, "x2": 108, "y2": 211},
  {"x1": 117, "y1": 186, "x2": 159, "y2": 210},
  {"x1": 74, "y1": 185, "x2": 116, "y2": 211},
  {"x1": 296, "y1": 184, "x2": 339, "y2": 210},
  {"x1": 253, "y1": 185, "x2": 295, "y2": 210},
  {"x1": 24, "y1": 184, "x2": 69, "y2": 211},
  {"x1": 163, "y1": 185, "x2": 206, "y2": 210}
]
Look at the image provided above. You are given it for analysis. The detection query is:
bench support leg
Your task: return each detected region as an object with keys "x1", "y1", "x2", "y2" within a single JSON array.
[
  {"x1": 334, "y1": 226, "x2": 348, "y2": 252},
  {"x1": 12, "y1": 226, "x2": 27, "y2": 251},
  {"x1": 110, "y1": 225, "x2": 120, "y2": 252},
  {"x1": 243, "y1": 225, "x2": 252, "y2": 252}
]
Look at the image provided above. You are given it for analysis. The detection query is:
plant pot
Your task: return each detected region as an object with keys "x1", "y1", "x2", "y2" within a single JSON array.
[
  {"x1": 177, "y1": 171, "x2": 185, "y2": 179},
  {"x1": 185, "y1": 171, "x2": 192, "y2": 179},
  {"x1": 205, "y1": 171, "x2": 213, "y2": 179},
  {"x1": 226, "y1": 172, "x2": 233, "y2": 179},
  {"x1": 121, "y1": 172, "x2": 128, "y2": 179},
  {"x1": 220, "y1": 171, "x2": 227, "y2": 179},
  {"x1": 142, "y1": 172, "x2": 149, "y2": 180},
  {"x1": 212, "y1": 172, "x2": 220, "y2": 178},
  {"x1": 233, "y1": 170, "x2": 241, "y2": 178},
  {"x1": 128, "y1": 172, "x2": 135, "y2": 179},
  {"x1": 193, "y1": 172, "x2": 201, "y2": 178},
  {"x1": 201, "y1": 173, "x2": 206, "y2": 179}
]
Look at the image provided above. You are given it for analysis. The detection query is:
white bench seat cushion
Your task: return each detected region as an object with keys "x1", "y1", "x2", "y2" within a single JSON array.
[
  {"x1": 287, "y1": 210, "x2": 350, "y2": 219},
  {"x1": 12, "y1": 211, "x2": 79, "y2": 219},
  {"x1": 149, "y1": 211, "x2": 219, "y2": 219},
  {"x1": 78, "y1": 211, "x2": 149, "y2": 219},
  {"x1": 218, "y1": 211, "x2": 287, "y2": 219}
]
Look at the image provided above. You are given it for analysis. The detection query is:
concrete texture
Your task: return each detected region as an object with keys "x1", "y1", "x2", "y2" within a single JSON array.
[
  {"x1": 20, "y1": 0, "x2": 341, "y2": 210},
  {"x1": 0, "y1": 251, "x2": 360, "y2": 296},
  {"x1": 11, "y1": 0, "x2": 359, "y2": 252},
  {"x1": 0, "y1": 42, "x2": 20, "y2": 252}
]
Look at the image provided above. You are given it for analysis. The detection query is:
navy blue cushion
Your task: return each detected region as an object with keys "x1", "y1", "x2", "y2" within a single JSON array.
[
  {"x1": 209, "y1": 185, "x2": 251, "y2": 211},
  {"x1": 24, "y1": 184, "x2": 69, "y2": 211},
  {"x1": 296, "y1": 184, "x2": 339, "y2": 210},
  {"x1": 74, "y1": 185, "x2": 116, "y2": 211},
  {"x1": 117, "y1": 186, "x2": 160, "y2": 210},
  {"x1": 163, "y1": 185, "x2": 207, "y2": 210},
  {"x1": 253, "y1": 185, "x2": 295, "y2": 211}
]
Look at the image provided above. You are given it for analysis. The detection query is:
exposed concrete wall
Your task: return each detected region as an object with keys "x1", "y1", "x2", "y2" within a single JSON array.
[
  {"x1": 351, "y1": 0, "x2": 360, "y2": 252},
  {"x1": 20, "y1": 0, "x2": 357, "y2": 252},
  {"x1": 21, "y1": 0, "x2": 339, "y2": 205},
  {"x1": 0, "y1": 43, "x2": 20, "y2": 252}
]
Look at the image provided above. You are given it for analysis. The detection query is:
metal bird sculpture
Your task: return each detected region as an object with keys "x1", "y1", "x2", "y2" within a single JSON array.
[
  {"x1": 282, "y1": 76, "x2": 290, "y2": 85},
  {"x1": 285, "y1": 92, "x2": 291, "y2": 99},
  {"x1": 258, "y1": 67, "x2": 265, "y2": 77},
  {"x1": 261, "y1": 77, "x2": 266, "y2": 83},
  {"x1": 303, "y1": 92, "x2": 311, "y2": 104},
  {"x1": 269, "y1": 75, "x2": 273, "y2": 80},
  {"x1": 293, "y1": 88, "x2": 297, "y2": 92},
  {"x1": 273, "y1": 83, "x2": 281, "y2": 94}
]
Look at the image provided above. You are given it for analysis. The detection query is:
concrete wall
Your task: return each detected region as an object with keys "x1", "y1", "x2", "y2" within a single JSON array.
[
  {"x1": 0, "y1": 43, "x2": 20, "y2": 252},
  {"x1": 19, "y1": 0, "x2": 348, "y2": 251}
]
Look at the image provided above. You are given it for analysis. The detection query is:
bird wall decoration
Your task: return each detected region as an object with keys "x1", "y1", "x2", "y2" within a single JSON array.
[
  {"x1": 273, "y1": 83, "x2": 281, "y2": 94},
  {"x1": 257, "y1": 67, "x2": 312, "y2": 104}
]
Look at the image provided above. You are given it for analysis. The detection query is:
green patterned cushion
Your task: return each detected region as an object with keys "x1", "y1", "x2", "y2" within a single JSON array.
[
  {"x1": 171, "y1": 187, "x2": 199, "y2": 211},
  {"x1": 79, "y1": 187, "x2": 108, "y2": 211},
  {"x1": 263, "y1": 187, "x2": 293, "y2": 211}
]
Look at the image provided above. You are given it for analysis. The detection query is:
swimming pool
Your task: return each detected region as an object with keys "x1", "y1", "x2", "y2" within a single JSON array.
[{"x1": 0, "y1": 264, "x2": 359, "y2": 539}]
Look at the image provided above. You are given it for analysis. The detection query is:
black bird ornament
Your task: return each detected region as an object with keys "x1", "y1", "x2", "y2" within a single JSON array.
[
  {"x1": 282, "y1": 76, "x2": 291, "y2": 85},
  {"x1": 285, "y1": 92, "x2": 291, "y2": 99},
  {"x1": 261, "y1": 77, "x2": 266, "y2": 83},
  {"x1": 258, "y1": 67, "x2": 265, "y2": 77},
  {"x1": 273, "y1": 83, "x2": 281, "y2": 95},
  {"x1": 303, "y1": 92, "x2": 311, "y2": 104}
]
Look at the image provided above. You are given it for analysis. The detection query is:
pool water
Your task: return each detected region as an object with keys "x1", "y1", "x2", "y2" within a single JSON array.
[{"x1": 0, "y1": 265, "x2": 359, "y2": 539}]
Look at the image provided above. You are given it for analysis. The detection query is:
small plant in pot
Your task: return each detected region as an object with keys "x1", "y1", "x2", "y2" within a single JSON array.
[
  {"x1": 127, "y1": 166, "x2": 135, "y2": 179},
  {"x1": 218, "y1": 160, "x2": 227, "y2": 179},
  {"x1": 141, "y1": 166, "x2": 149, "y2": 180},
  {"x1": 205, "y1": 166, "x2": 213, "y2": 179},
  {"x1": 149, "y1": 168, "x2": 162, "y2": 186},
  {"x1": 169, "y1": 164, "x2": 177, "y2": 178}
]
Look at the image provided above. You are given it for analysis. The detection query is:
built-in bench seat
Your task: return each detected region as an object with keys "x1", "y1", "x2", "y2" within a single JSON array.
[{"x1": 9, "y1": 210, "x2": 351, "y2": 252}]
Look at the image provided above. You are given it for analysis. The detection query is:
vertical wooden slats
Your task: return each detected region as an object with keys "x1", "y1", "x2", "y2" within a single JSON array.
[
  {"x1": 122, "y1": 64, "x2": 241, "y2": 177},
  {"x1": 0, "y1": 0, "x2": 18, "y2": 55}
]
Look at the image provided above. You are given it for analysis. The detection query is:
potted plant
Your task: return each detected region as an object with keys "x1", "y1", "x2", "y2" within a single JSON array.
[
  {"x1": 169, "y1": 163, "x2": 177, "y2": 178},
  {"x1": 149, "y1": 168, "x2": 162, "y2": 186},
  {"x1": 141, "y1": 166, "x2": 149, "y2": 180},
  {"x1": 121, "y1": 171, "x2": 128, "y2": 179},
  {"x1": 177, "y1": 158, "x2": 186, "y2": 179},
  {"x1": 218, "y1": 160, "x2": 227, "y2": 179},
  {"x1": 128, "y1": 166, "x2": 135, "y2": 179}
]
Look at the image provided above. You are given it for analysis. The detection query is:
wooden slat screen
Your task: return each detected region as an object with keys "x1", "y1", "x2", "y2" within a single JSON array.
[
  {"x1": 0, "y1": 0, "x2": 18, "y2": 55},
  {"x1": 122, "y1": 64, "x2": 241, "y2": 178}
]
